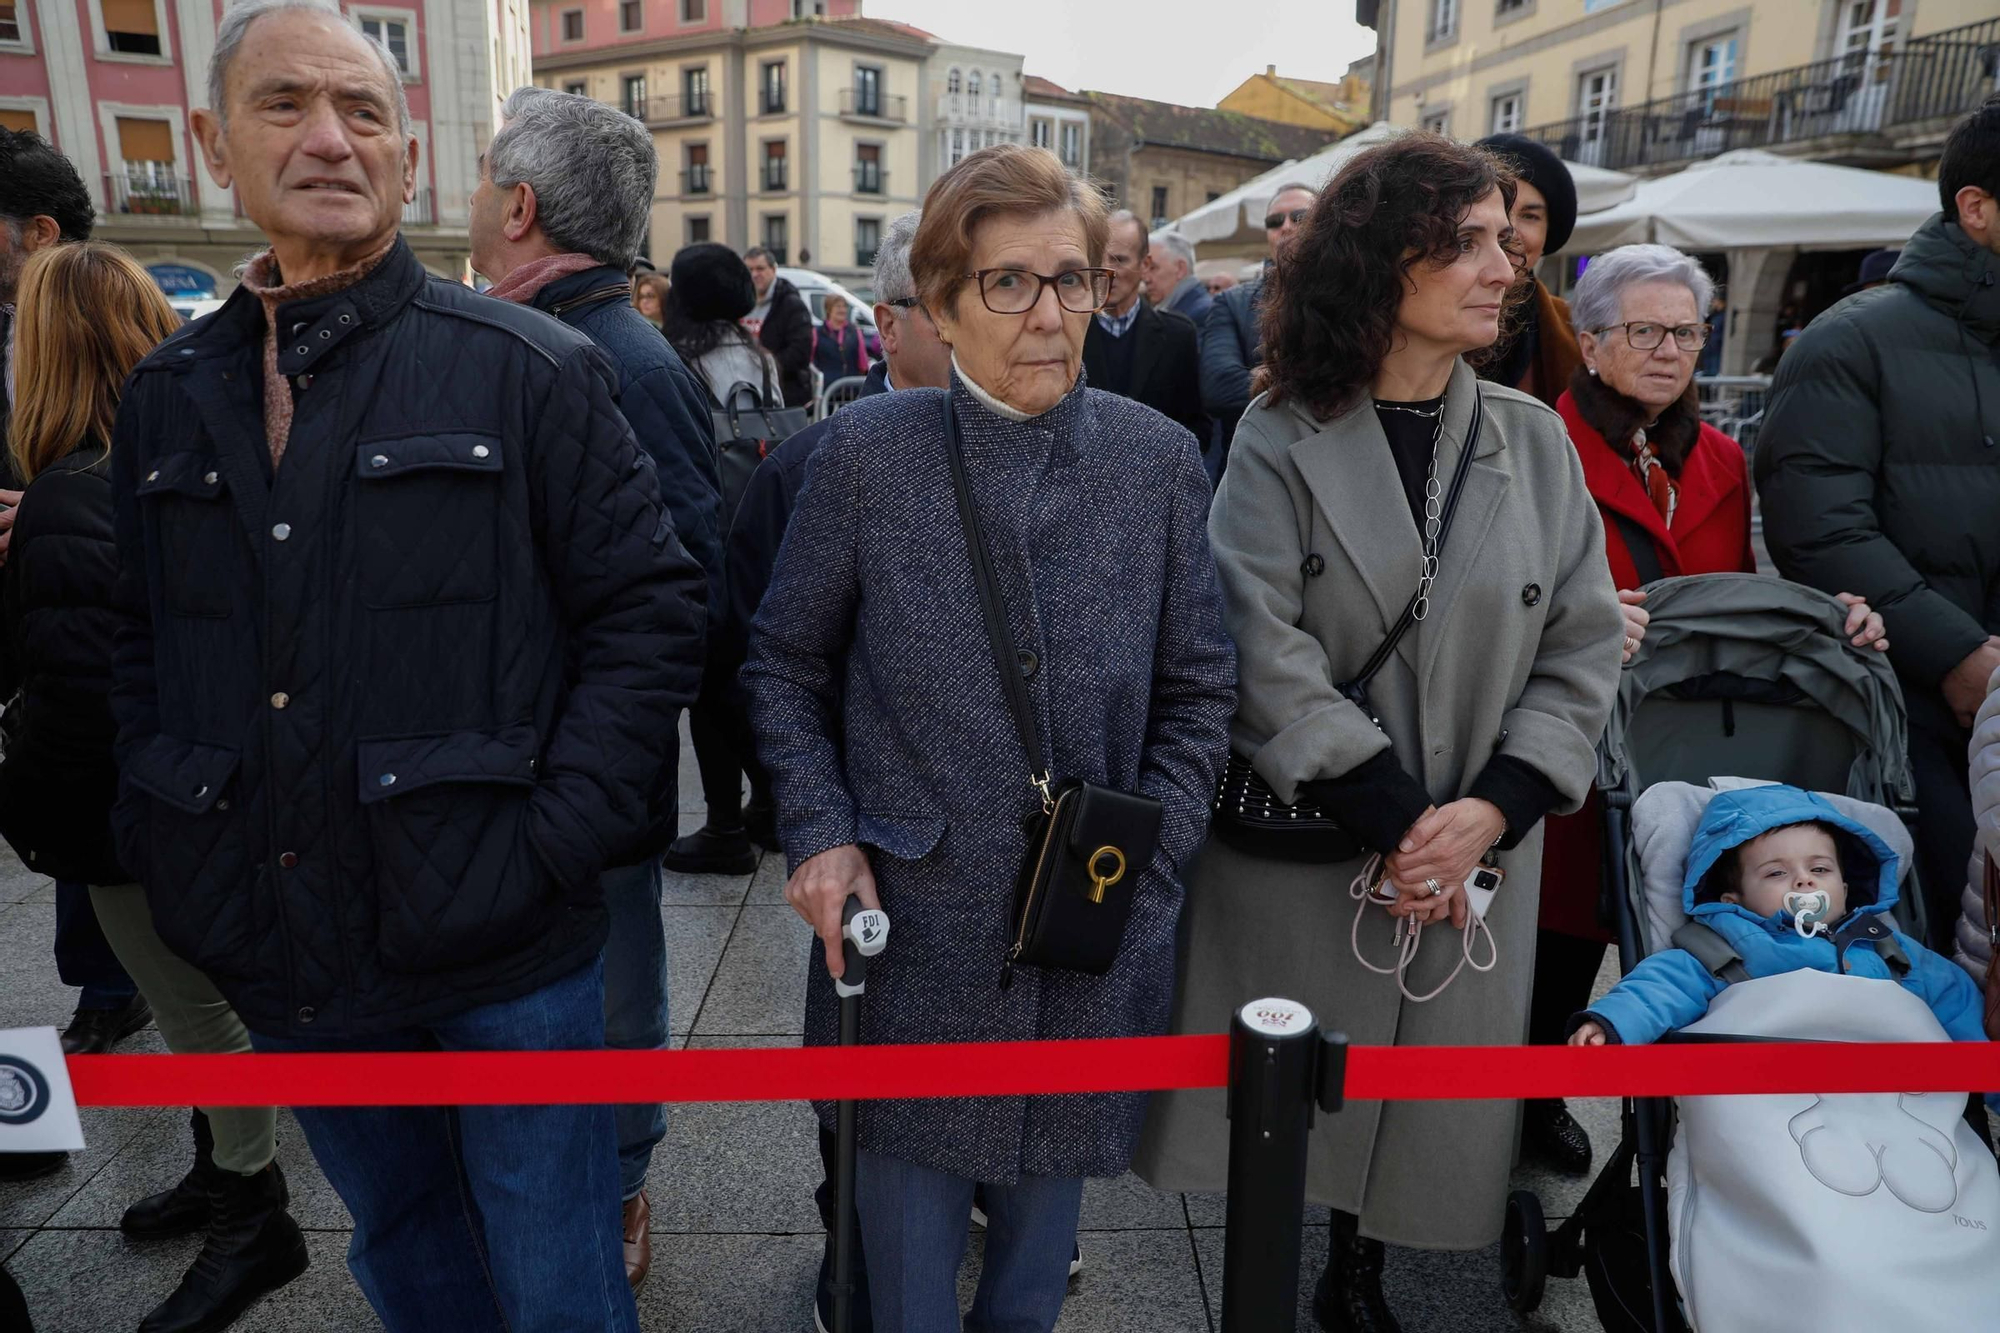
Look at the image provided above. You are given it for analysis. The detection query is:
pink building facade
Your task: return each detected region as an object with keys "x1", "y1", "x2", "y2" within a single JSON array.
[
  {"x1": 0, "y1": 0, "x2": 532, "y2": 291},
  {"x1": 530, "y1": 0, "x2": 856, "y2": 60}
]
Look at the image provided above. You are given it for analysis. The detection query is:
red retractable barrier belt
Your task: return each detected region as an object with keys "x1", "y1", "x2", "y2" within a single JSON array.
[{"x1": 62, "y1": 1037, "x2": 2000, "y2": 1107}]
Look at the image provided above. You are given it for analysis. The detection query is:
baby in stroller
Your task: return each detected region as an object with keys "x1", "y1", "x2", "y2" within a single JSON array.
[{"x1": 1568, "y1": 783, "x2": 1986, "y2": 1049}]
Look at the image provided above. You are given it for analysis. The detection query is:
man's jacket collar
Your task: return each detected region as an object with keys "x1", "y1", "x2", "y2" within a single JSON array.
[
  {"x1": 531, "y1": 263, "x2": 628, "y2": 316},
  {"x1": 176, "y1": 234, "x2": 428, "y2": 376}
]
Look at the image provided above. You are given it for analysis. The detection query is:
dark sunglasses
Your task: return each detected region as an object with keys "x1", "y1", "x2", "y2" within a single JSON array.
[{"x1": 1264, "y1": 207, "x2": 1309, "y2": 230}]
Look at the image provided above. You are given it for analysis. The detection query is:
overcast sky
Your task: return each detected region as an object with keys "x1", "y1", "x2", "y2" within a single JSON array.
[{"x1": 866, "y1": 0, "x2": 1378, "y2": 109}]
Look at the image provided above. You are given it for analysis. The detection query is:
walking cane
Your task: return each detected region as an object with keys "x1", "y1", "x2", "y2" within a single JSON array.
[{"x1": 832, "y1": 893, "x2": 889, "y2": 1333}]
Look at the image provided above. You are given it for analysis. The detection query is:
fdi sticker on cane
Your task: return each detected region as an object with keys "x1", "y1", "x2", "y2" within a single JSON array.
[{"x1": 0, "y1": 1028, "x2": 85, "y2": 1153}]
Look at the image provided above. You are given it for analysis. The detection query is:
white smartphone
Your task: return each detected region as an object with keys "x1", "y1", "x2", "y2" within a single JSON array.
[{"x1": 1462, "y1": 863, "x2": 1505, "y2": 921}]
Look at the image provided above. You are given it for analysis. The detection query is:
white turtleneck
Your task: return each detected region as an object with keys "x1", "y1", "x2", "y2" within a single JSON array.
[{"x1": 952, "y1": 353, "x2": 1036, "y2": 423}]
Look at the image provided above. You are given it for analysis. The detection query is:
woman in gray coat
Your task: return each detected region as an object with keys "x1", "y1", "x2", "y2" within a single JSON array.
[
  {"x1": 1133, "y1": 134, "x2": 1624, "y2": 1331},
  {"x1": 744, "y1": 143, "x2": 1235, "y2": 1332}
]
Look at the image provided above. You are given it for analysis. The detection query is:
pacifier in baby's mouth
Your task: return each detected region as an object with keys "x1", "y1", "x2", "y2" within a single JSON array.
[{"x1": 1785, "y1": 890, "x2": 1832, "y2": 938}]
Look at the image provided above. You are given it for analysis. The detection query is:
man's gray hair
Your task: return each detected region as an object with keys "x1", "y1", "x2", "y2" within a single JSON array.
[
  {"x1": 1149, "y1": 229, "x2": 1195, "y2": 276},
  {"x1": 871, "y1": 210, "x2": 922, "y2": 304},
  {"x1": 1570, "y1": 243, "x2": 1716, "y2": 338},
  {"x1": 490, "y1": 86, "x2": 657, "y2": 272},
  {"x1": 1108, "y1": 208, "x2": 1148, "y2": 257},
  {"x1": 209, "y1": 0, "x2": 411, "y2": 136}
]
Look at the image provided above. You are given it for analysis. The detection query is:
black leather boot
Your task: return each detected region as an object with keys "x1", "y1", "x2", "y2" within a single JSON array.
[
  {"x1": 663, "y1": 822, "x2": 758, "y2": 875},
  {"x1": 123, "y1": 1110, "x2": 234, "y2": 1239},
  {"x1": 1312, "y1": 1211, "x2": 1401, "y2": 1333},
  {"x1": 138, "y1": 1163, "x2": 307, "y2": 1333},
  {"x1": 1522, "y1": 1098, "x2": 1594, "y2": 1177}
]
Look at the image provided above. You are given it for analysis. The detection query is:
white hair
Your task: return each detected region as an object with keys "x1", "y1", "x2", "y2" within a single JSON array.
[
  {"x1": 490, "y1": 87, "x2": 656, "y2": 271},
  {"x1": 1149, "y1": 229, "x2": 1195, "y2": 276},
  {"x1": 209, "y1": 0, "x2": 411, "y2": 136},
  {"x1": 1571, "y1": 243, "x2": 1717, "y2": 335},
  {"x1": 871, "y1": 209, "x2": 922, "y2": 303}
]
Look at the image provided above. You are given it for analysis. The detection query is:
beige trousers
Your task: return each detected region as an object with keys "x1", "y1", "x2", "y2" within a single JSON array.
[{"x1": 87, "y1": 883, "x2": 275, "y2": 1174}]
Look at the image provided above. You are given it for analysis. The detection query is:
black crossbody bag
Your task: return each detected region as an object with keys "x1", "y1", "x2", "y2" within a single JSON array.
[
  {"x1": 1210, "y1": 390, "x2": 1486, "y2": 864},
  {"x1": 941, "y1": 401, "x2": 1163, "y2": 989}
]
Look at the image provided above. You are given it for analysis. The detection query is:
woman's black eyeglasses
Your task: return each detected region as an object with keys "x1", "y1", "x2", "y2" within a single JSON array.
[
  {"x1": 1264, "y1": 207, "x2": 1309, "y2": 230},
  {"x1": 1592, "y1": 321, "x2": 1711, "y2": 352},
  {"x1": 960, "y1": 268, "x2": 1112, "y2": 315}
]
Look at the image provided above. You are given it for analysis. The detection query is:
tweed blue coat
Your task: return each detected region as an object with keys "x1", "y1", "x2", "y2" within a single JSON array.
[{"x1": 744, "y1": 373, "x2": 1236, "y2": 1182}]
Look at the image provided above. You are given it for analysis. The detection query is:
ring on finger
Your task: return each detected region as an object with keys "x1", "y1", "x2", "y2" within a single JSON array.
[{"x1": 1425, "y1": 877, "x2": 1443, "y2": 897}]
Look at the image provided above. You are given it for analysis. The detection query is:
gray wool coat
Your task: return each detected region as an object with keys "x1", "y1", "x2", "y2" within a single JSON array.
[
  {"x1": 743, "y1": 374, "x2": 1236, "y2": 1183},
  {"x1": 1133, "y1": 359, "x2": 1623, "y2": 1249}
]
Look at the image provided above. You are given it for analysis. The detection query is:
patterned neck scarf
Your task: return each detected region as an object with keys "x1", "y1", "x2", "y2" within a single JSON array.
[{"x1": 1630, "y1": 425, "x2": 1678, "y2": 527}]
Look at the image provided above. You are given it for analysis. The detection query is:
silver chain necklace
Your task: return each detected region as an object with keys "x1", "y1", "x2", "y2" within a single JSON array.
[
  {"x1": 1414, "y1": 413, "x2": 1445, "y2": 621},
  {"x1": 1375, "y1": 400, "x2": 1444, "y2": 419}
]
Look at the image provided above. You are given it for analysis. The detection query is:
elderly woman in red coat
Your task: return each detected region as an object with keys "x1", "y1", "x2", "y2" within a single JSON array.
[{"x1": 1524, "y1": 243, "x2": 1890, "y2": 1174}]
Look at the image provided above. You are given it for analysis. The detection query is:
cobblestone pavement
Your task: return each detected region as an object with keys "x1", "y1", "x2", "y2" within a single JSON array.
[{"x1": 0, "y1": 736, "x2": 1618, "y2": 1331}]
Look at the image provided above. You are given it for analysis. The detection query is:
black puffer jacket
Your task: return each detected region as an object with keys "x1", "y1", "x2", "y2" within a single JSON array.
[
  {"x1": 0, "y1": 443, "x2": 124, "y2": 884},
  {"x1": 1756, "y1": 213, "x2": 2000, "y2": 688},
  {"x1": 108, "y1": 239, "x2": 708, "y2": 1037}
]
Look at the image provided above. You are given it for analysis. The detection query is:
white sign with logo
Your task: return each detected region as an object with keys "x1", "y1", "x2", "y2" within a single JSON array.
[{"x1": 0, "y1": 1027, "x2": 86, "y2": 1154}]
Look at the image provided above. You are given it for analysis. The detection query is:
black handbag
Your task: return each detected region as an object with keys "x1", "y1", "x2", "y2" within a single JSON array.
[
  {"x1": 695, "y1": 355, "x2": 812, "y2": 533},
  {"x1": 1210, "y1": 389, "x2": 1486, "y2": 864},
  {"x1": 941, "y1": 400, "x2": 1163, "y2": 988}
]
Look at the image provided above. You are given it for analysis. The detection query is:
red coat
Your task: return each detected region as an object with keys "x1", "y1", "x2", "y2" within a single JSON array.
[{"x1": 1539, "y1": 390, "x2": 1757, "y2": 940}]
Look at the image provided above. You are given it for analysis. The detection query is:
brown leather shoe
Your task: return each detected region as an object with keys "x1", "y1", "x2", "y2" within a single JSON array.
[{"x1": 622, "y1": 1190, "x2": 652, "y2": 1290}]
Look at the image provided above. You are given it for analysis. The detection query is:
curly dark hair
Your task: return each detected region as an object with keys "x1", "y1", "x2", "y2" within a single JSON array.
[
  {"x1": 1256, "y1": 133, "x2": 1515, "y2": 420},
  {"x1": 0, "y1": 129, "x2": 94, "y2": 243}
]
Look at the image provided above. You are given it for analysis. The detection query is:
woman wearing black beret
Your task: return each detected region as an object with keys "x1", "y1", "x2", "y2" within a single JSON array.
[{"x1": 1474, "y1": 133, "x2": 1582, "y2": 407}]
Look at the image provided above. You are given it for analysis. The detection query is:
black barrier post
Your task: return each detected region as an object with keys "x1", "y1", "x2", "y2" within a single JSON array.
[{"x1": 1219, "y1": 998, "x2": 1347, "y2": 1332}]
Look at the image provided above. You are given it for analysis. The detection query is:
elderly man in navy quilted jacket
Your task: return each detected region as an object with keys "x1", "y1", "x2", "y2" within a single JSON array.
[{"x1": 106, "y1": 4, "x2": 705, "y2": 1330}]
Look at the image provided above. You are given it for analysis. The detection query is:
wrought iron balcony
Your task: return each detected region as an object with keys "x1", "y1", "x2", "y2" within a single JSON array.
[
  {"x1": 853, "y1": 165, "x2": 886, "y2": 195},
  {"x1": 641, "y1": 92, "x2": 713, "y2": 123},
  {"x1": 104, "y1": 171, "x2": 195, "y2": 217},
  {"x1": 1516, "y1": 17, "x2": 2000, "y2": 174},
  {"x1": 681, "y1": 166, "x2": 712, "y2": 195},
  {"x1": 402, "y1": 188, "x2": 435, "y2": 226},
  {"x1": 839, "y1": 89, "x2": 907, "y2": 122}
]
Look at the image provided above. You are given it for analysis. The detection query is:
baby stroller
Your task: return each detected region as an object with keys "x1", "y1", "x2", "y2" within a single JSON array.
[{"x1": 1501, "y1": 573, "x2": 1922, "y2": 1332}]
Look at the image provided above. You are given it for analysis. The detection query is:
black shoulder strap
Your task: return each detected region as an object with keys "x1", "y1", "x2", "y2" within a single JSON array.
[
  {"x1": 942, "y1": 398, "x2": 1051, "y2": 797},
  {"x1": 1611, "y1": 509, "x2": 1666, "y2": 587},
  {"x1": 1351, "y1": 387, "x2": 1486, "y2": 691},
  {"x1": 1671, "y1": 920, "x2": 1752, "y2": 984}
]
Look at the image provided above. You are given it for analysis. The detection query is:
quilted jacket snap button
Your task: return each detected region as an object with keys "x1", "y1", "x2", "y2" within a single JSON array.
[
  {"x1": 215, "y1": 799, "x2": 229, "y2": 812},
  {"x1": 371, "y1": 455, "x2": 389, "y2": 468},
  {"x1": 380, "y1": 773, "x2": 397, "y2": 787},
  {"x1": 279, "y1": 852, "x2": 298, "y2": 869},
  {"x1": 472, "y1": 444, "x2": 490, "y2": 459},
  {"x1": 270, "y1": 692, "x2": 290, "y2": 709},
  {"x1": 272, "y1": 523, "x2": 291, "y2": 541},
  {"x1": 297, "y1": 1007, "x2": 315, "y2": 1024},
  {"x1": 204, "y1": 471, "x2": 219, "y2": 485}
]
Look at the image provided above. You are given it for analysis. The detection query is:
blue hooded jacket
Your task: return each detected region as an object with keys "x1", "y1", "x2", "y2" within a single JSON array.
[{"x1": 1580, "y1": 785, "x2": 1986, "y2": 1046}]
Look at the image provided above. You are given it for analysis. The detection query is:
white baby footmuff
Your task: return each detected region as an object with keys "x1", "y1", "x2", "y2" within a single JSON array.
[{"x1": 1667, "y1": 969, "x2": 2000, "y2": 1332}]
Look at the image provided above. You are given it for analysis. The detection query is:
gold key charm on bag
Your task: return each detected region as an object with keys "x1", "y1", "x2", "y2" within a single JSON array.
[{"x1": 1086, "y1": 846, "x2": 1127, "y2": 904}]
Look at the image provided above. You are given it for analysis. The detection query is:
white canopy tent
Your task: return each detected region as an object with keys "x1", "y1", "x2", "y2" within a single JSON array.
[
  {"x1": 1566, "y1": 148, "x2": 1941, "y2": 252},
  {"x1": 1173, "y1": 121, "x2": 1637, "y2": 252}
]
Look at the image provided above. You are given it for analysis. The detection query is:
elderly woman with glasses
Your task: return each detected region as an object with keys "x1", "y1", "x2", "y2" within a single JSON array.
[
  {"x1": 1524, "y1": 242, "x2": 1890, "y2": 1178},
  {"x1": 743, "y1": 143, "x2": 1235, "y2": 1332}
]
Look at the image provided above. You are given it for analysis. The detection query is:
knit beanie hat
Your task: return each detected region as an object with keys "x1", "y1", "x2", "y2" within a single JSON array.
[
  {"x1": 1475, "y1": 133, "x2": 1579, "y2": 256},
  {"x1": 667, "y1": 242, "x2": 757, "y2": 323}
]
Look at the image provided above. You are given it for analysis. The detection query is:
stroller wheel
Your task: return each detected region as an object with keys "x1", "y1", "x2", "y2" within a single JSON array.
[{"x1": 1501, "y1": 1189, "x2": 1549, "y2": 1314}]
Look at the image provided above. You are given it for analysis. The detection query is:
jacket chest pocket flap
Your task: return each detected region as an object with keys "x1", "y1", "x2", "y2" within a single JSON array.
[
  {"x1": 137, "y1": 454, "x2": 235, "y2": 619},
  {"x1": 355, "y1": 434, "x2": 503, "y2": 609}
]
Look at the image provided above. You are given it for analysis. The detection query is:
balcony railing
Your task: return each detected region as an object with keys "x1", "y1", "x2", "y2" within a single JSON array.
[
  {"x1": 105, "y1": 172, "x2": 195, "y2": 217},
  {"x1": 762, "y1": 165, "x2": 788, "y2": 192},
  {"x1": 936, "y1": 92, "x2": 1013, "y2": 126},
  {"x1": 1518, "y1": 16, "x2": 2000, "y2": 173},
  {"x1": 839, "y1": 89, "x2": 907, "y2": 122},
  {"x1": 854, "y1": 165, "x2": 886, "y2": 195},
  {"x1": 856, "y1": 246, "x2": 878, "y2": 268},
  {"x1": 641, "y1": 93, "x2": 712, "y2": 123},
  {"x1": 761, "y1": 93, "x2": 787, "y2": 115},
  {"x1": 681, "y1": 167, "x2": 712, "y2": 195},
  {"x1": 402, "y1": 188, "x2": 435, "y2": 226}
]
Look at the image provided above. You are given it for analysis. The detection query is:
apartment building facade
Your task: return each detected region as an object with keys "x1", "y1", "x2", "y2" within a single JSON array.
[
  {"x1": 1083, "y1": 91, "x2": 1339, "y2": 228},
  {"x1": 532, "y1": 3, "x2": 927, "y2": 286},
  {"x1": 1373, "y1": 0, "x2": 1997, "y2": 175},
  {"x1": 930, "y1": 41, "x2": 1023, "y2": 174},
  {"x1": 0, "y1": 0, "x2": 530, "y2": 293},
  {"x1": 1022, "y1": 74, "x2": 1090, "y2": 178}
]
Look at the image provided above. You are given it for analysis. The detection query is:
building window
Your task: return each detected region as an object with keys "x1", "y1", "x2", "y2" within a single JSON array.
[
  {"x1": 1149, "y1": 185, "x2": 1169, "y2": 228},
  {"x1": 1688, "y1": 32, "x2": 1737, "y2": 99},
  {"x1": 688, "y1": 215, "x2": 710, "y2": 243},
  {"x1": 762, "y1": 214, "x2": 788, "y2": 264},
  {"x1": 855, "y1": 143, "x2": 881, "y2": 194},
  {"x1": 679, "y1": 0, "x2": 703, "y2": 21},
  {"x1": 1059, "y1": 121, "x2": 1080, "y2": 167},
  {"x1": 685, "y1": 142, "x2": 709, "y2": 194},
  {"x1": 1427, "y1": 0, "x2": 1458, "y2": 42},
  {"x1": 950, "y1": 128, "x2": 964, "y2": 165},
  {"x1": 854, "y1": 65, "x2": 882, "y2": 118},
  {"x1": 563, "y1": 79, "x2": 586, "y2": 96},
  {"x1": 0, "y1": 108, "x2": 36, "y2": 133},
  {"x1": 856, "y1": 216, "x2": 880, "y2": 269},
  {"x1": 1496, "y1": 0, "x2": 1527, "y2": 12},
  {"x1": 990, "y1": 71, "x2": 1003, "y2": 113},
  {"x1": 1420, "y1": 107, "x2": 1450, "y2": 135},
  {"x1": 947, "y1": 67, "x2": 961, "y2": 95},
  {"x1": 968, "y1": 70, "x2": 981, "y2": 99},
  {"x1": 111, "y1": 116, "x2": 185, "y2": 213},
  {"x1": 1577, "y1": 66, "x2": 1617, "y2": 162},
  {"x1": 622, "y1": 74, "x2": 646, "y2": 120},
  {"x1": 763, "y1": 140, "x2": 787, "y2": 191},
  {"x1": 790, "y1": 0, "x2": 824, "y2": 15},
  {"x1": 761, "y1": 60, "x2": 786, "y2": 114},
  {"x1": 619, "y1": 0, "x2": 641, "y2": 31},
  {"x1": 561, "y1": 8, "x2": 582, "y2": 40},
  {"x1": 1030, "y1": 117, "x2": 1052, "y2": 149},
  {"x1": 0, "y1": 0, "x2": 20, "y2": 44},
  {"x1": 1489, "y1": 91, "x2": 1522, "y2": 134},
  {"x1": 683, "y1": 66, "x2": 710, "y2": 117},
  {"x1": 102, "y1": 0, "x2": 162, "y2": 55},
  {"x1": 1838, "y1": 0, "x2": 1901, "y2": 63},
  {"x1": 359, "y1": 16, "x2": 410, "y2": 76}
]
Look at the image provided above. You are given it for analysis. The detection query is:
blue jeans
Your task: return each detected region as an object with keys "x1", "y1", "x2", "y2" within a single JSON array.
[
  {"x1": 53, "y1": 879, "x2": 139, "y2": 1009},
  {"x1": 854, "y1": 1149, "x2": 1084, "y2": 1333},
  {"x1": 600, "y1": 857, "x2": 670, "y2": 1201},
  {"x1": 252, "y1": 959, "x2": 638, "y2": 1333}
]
